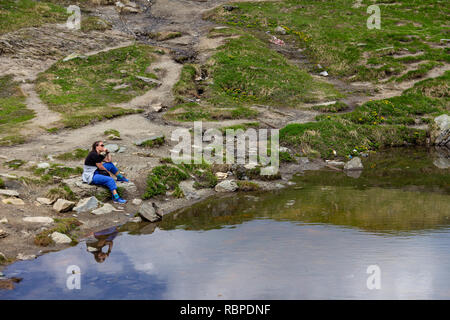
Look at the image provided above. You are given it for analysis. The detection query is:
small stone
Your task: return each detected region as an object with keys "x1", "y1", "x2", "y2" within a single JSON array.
[
  {"x1": 132, "y1": 198, "x2": 143, "y2": 206},
  {"x1": 215, "y1": 172, "x2": 228, "y2": 180},
  {"x1": 0, "y1": 218, "x2": 8, "y2": 224},
  {"x1": 53, "y1": 199, "x2": 76, "y2": 213},
  {"x1": 17, "y1": 253, "x2": 36, "y2": 261},
  {"x1": 2, "y1": 198, "x2": 24, "y2": 205},
  {"x1": 319, "y1": 71, "x2": 329, "y2": 77},
  {"x1": 112, "y1": 83, "x2": 129, "y2": 90},
  {"x1": 274, "y1": 26, "x2": 286, "y2": 35},
  {"x1": 23, "y1": 217, "x2": 54, "y2": 224},
  {"x1": 0, "y1": 230, "x2": 8, "y2": 238},
  {"x1": 152, "y1": 103, "x2": 163, "y2": 112},
  {"x1": 73, "y1": 196, "x2": 99, "y2": 213},
  {"x1": 0, "y1": 189, "x2": 19, "y2": 197},
  {"x1": 36, "y1": 197, "x2": 54, "y2": 205},
  {"x1": 138, "y1": 202, "x2": 161, "y2": 222},
  {"x1": 63, "y1": 52, "x2": 87, "y2": 62},
  {"x1": 87, "y1": 246, "x2": 98, "y2": 252},
  {"x1": 130, "y1": 216, "x2": 142, "y2": 223},
  {"x1": 51, "y1": 232, "x2": 72, "y2": 244},
  {"x1": 344, "y1": 157, "x2": 363, "y2": 171},
  {"x1": 215, "y1": 180, "x2": 238, "y2": 193},
  {"x1": 92, "y1": 203, "x2": 115, "y2": 215},
  {"x1": 135, "y1": 75, "x2": 162, "y2": 85},
  {"x1": 37, "y1": 162, "x2": 50, "y2": 169}
]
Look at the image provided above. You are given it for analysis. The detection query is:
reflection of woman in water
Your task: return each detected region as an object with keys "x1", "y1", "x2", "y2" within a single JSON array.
[{"x1": 86, "y1": 226, "x2": 120, "y2": 263}]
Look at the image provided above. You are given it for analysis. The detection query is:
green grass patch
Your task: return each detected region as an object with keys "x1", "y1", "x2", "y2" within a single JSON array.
[
  {"x1": 312, "y1": 101, "x2": 349, "y2": 113},
  {"x1": 279, "y1": 151, "x2": 295, "y2": 163},
  {"x1": 104, "y1": 129, "x2": 120, "y2": 137},
  {"x1": 96, "y1": 186, "x2": 125, "y2": 202},
  {"x1": 0, "y1": 75, "x2": 35, "y2": 145},
  {"x1": 34, "y1": 217, "x2": 82, "y2": 247},
  {"x1": 36, "y1": 44, "x2": 158, "y2": 128},
  {"x1": 80, "y1": 16, "x2": 111, "y2": 32},
  {"x1": 31, "y1": 164, "x2": 83, "y2": 185},
  {"x1": 46, "y1": 185, "x2": 77, "y2": 201},
  {"x1": 5, "y1": 159, "x2": 27, "y2": 169},
  {"x1": 0, "y1": 0, "x2": 68, "y2": 35},
  {"x1": 206, "y1": 32, "x2": 341, "y2": 108},
  {"x1": 280, "y1": 118, "x2": 427, "y2": 159},
  {"x1": 55, "y1": 148, "x2": 89, "y2": 161},
  {"x1": 236, "y1": 180, "x2": 260, "y2": 191},
  {"x1": 0, "y1": 178, "x2": 4, "y2": 188},
  {"x1": 139, "y1": 136, "x2": 165, "y2": 148},
  {"x1": 142, "y1": 165, "x2": 189, "y2": 199},
  {"x1": 394, "y1": 61, "x2": 441, "y2": 82},
  {"x1": 143, "y1": 161, "x2": 219, "y2": 199},
  {"x1": 219, "y1": 122, "x2": 260, "y2": 133},
  {"x1": 283, "y1": 71, "x2": 449, "y2": 158}
]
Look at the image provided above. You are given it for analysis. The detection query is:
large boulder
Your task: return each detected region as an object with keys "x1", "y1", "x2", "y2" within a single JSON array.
[
  {"x1": 344, "y1": 157, "x2": 363, "y2": 171},
  {"x1": 138, "y1": 202, "x2": 162, "y2": 222},
  {"x1": 432, "y1": 114, "x2": 450, "y2": 148},
  {"x1": 215, "y1": 180, "x2": 238, "y2": 192},
  {"x1": 53, "y1": 199, "x2": 75, "y2": 213},
  {"x1": 63, "y1": 177, "x2": 137, "y2": 197},
  {"x1": 73, "y1": 196, "x2": 99, "y2": 213}
]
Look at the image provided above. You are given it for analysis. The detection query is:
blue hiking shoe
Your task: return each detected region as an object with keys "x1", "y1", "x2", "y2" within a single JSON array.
[
  {"x1": 113, "y1": 197, "x2": 127, "y2": 204},
  {"x1": 117, "y1": 174, "x2": 129, "y2": 182}
]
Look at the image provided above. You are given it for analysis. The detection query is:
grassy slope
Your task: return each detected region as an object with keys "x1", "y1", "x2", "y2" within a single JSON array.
[
  {"x1": 0, "y1": 75, "x2": 35, "y2": 145},
  {"x1": 0, "y1": 0, "x2": 68, "y2": 35},
  {"x1": 167, "y1": 26, "x2": 342, "y2": 121},
  {"x1": 36, "y1": 44, "x2": 160, "y2": 128},
  {"x1": 202, "y1": 0, "x2": 449, "y2": 159},
  {"x1": 281, "y1": 71, "x2": 449, "y2": 158},
  {"x1": 209, "y1": 0, "x2": 449, "y2": 81}
]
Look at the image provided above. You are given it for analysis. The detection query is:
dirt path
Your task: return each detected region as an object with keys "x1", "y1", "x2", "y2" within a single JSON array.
[{"x1": 21, "y1": 83, "x2": 61, "y2": 129}]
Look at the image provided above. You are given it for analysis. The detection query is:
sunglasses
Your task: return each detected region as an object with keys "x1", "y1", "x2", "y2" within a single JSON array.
[{"x1": 99, "y1": 144, "x2": 105, "y2": 147}]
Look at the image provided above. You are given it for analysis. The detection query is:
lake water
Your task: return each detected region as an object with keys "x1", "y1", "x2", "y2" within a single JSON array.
[{"x1": 1, "y1": 148, "x2": 449, "y2": 299}]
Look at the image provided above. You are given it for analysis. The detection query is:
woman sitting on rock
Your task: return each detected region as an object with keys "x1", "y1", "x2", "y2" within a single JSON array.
[{"x1": 82, "y1": 140, "x2": 129, "y2": 204}]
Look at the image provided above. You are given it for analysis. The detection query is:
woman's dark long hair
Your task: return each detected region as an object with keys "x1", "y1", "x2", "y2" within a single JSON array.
[{"x1": 92, "y1": 141, "x2": 103, "y2": 152}]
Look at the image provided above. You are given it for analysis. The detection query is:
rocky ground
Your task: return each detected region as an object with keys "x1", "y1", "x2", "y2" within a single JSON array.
[{"x1": 0, "y1": 0, "x2": 449, "y2": 281}]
